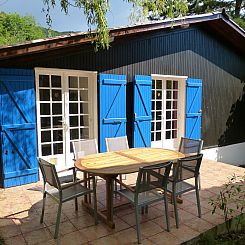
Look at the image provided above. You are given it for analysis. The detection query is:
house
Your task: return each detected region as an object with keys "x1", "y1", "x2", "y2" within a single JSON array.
[{"x1": 0, "y1": 12, "x2": 244, "y2": 187}]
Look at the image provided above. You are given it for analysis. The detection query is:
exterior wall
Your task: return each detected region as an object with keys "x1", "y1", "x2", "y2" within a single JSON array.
[
  {"x1": 202, "y1": 142, "x2": 245, "y2": 166},
  {"x1": 0, "y1": 27, "x2": 244, "y2": 149}
]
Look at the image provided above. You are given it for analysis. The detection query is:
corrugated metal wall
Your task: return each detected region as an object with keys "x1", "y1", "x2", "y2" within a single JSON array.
[{"x1": 1, "y1": 27, "x2": 244, "y2": 148}]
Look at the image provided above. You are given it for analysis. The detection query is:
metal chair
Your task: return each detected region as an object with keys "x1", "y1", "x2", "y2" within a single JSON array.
[
  {"x1": 167, "y1": 154, "x2": 203, "y2": 228},
  {"x1": 72, "y1": 139, "x2": 99, "y2": 159},
  {"x1": 179, "y1": 137, "x2": 203, "y2": 189},
  {"x1": 38, "y1": 158, "x2": 98, "y2": 239},
  {"x1": 115, "y1": 161, "x2": 173, "y2": 244},
  {"x1": 105, "y1": 136, "x2": 129, "y2": 191}
]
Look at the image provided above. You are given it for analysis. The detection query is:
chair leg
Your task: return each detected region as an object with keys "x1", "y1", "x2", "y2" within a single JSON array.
[
  {"x1": 135, "y1": 206, "x2": 141, "y2": 244},
  {"x1": 40, "y1": 192, "x2": 46, "y2": 223},
  {"x1": 195, "y1": 179, "x2": 202, "y2": 218},
  {"x1": 75, "y1": 197, "x2": 78, "y2": 211},
  {"x1": 198, "y1": 176, "x2": 201, "y2": 190},
  {"x1": 164, "y1": 191, "x2": 170, "y2": 232},
  {"x1": 93, "y1": 185, "x2": 98, "y2": 225},
  {"x1": 54, "y1": 202, "x2": 62, "y2": 239},
  {"x1": 173, "y1": 194, "x2": 179, "y2": 228}
]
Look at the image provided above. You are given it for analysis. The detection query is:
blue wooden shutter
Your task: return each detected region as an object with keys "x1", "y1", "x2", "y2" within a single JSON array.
[
  {"x1": 133, "y1": 75, "x2": 152, "y2": 148},
  {"x1": 0, "y1": 68, "x2": 38, "y2": 188},
  {"x1": 185, "y1": 78, "x2": 202, "y2": 139},
  {"x1": 99, "y1": 74, "x2": 127, "y2": 152}
]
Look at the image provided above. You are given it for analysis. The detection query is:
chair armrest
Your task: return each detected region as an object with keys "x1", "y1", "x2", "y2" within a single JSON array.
[
  {"x1": 114, "y1": 178, "x2": 135, "y2": 192},
  {"x1": 57, "y1": 167, "x2": 75, "y2": 174},
  {"x1": 61, "y1": 176, "x2": 95, "y2": 190}
]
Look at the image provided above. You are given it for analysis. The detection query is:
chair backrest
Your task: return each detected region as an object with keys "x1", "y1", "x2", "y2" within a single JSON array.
[
  {"x1": 105, "y1": 136, "x2": 129, "y2": 152},
  {"x1": 173, "y1": 154, "x2": 203, "y2": 182},
  {"x1": 178, "y1": 137, "x2": 203, "y2": 155},
  {"x1": 135, "y1": 161, "x2": 173, "y2": 194},
  {"x1": 38, "y1": 158, "x2": 61, "y2": 189},
  {"x1": 73, "y1": 139, "x2": 98, "y2": 159}
]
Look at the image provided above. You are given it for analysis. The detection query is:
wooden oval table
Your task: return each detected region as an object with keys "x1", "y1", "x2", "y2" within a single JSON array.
[{"x1": 75, "y1": 147, "x2": 185, "y2": 228}]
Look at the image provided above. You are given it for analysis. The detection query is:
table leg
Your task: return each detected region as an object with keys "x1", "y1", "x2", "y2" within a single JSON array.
[{"x1": 105, "y1": 176, "x2": 115, "y2": 228}]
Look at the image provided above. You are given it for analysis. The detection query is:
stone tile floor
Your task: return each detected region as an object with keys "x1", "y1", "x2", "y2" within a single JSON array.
[{"x1": 0, "y1": 159, "x2": 244, "y2": 245}]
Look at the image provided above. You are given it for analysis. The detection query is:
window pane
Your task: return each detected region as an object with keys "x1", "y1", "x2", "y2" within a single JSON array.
[
  {"x1": 156, "y1": 111, "x2": 161, "y2": 120},
  {"x1": 79, "y1": 77, "x2": 88, "y2": 88},
  {"x1": 166, "y1": 80, "x2": 172, "y2": 89},
  {"x1": 41, "y1": 131, "x2": 51, "y2": 143},
  {"x1": 156, "y1": 101, "x2": 161, "y2": 110},
  {"x1": 40, "y1": 104, "x2": 50, "y2": 115},
  {"x1": 53, "y1": 143, "x2": 63, "y2": 154},
  {"x1": 166, "y1": 91, "x2": 171, "y2": 99},
  {"x1": 80, "y1": 90, "x2": 88, "y2": 101},
  {"x1": 53, "y1": 116, "x2": 62, "y2": 128},
  {"x1": 172, "y1": 120, "x2": 177, "y2": 129},
  {"x1": 166, "y1": 131, "x2": 171, "y2": 139},
  {"x1": 70, "y1": 116, "x2": 78, "y2": 127},
  {"x1": 172, "y1": 110, "x2": 177, "y2": 119},
  {"x1": 80, "y1": 115, "x2": 88, "y2": 126},
  {"x1": 69, "y1": 103, "x2": 78, "y2": 114},
  {"x1": 151, "y1": 133, "x2": 154, "y2": 141},
  {"x1": 80, "y1": 128, "x2": 89, "y2": 139},
  {"x1": 152, "y1": 101, "x2": 155, "y2": 110},
  {"x1": 41, "y1": 117, "x2": 51, "y2": 129},
  {"x1": 172, "y1": 130, "x2": 177, "y2": 138},
  {"x1": 70, "y1": 128, "x2": 79, "y2": 140},
  {"x1": 173, "y1": 101, "x2": 178, "y2": 109},
  {"x1": 69, "y1": 90, "x2": 78, "y2": 101},
  {"x1": 42, "y1": 144, "x2": 51, "y2": 156},
  {"x1": 52, "y1": 89, "x2": 62, "y2": 101},
  {"x1": 156, "y1": 132, "x2": 161, "y2": 140},
  {"x1": 156, "y1": 122, "x2": 161, "y2": 130},
  {"x1": 152, "y1": 80, "x2": 155, "y2": 89},
  {"x1": 166, "y1": 101, "x2": 171, "y2": 109},
  {"x1": 166, "y1": 111, "x2": 171, "y2": 119},
  {"x1": 51, "y1": 75, "x2": 61, "y2": 87},
  {"x1": 69, "y1": 76, "x2": 78, "y2": 88},
  {"x1": 39, "y1": 89, "x2": 50, "y2": 101},
  {"x1": 52, "y1": 103, "x2": 62, "y2": 115},
  {"x1": 173, "y1": 91, "x2": 178, "y2": 99},
  {"x1": 80, "y1": 103, "x2": 88, "y2": 114},
  {"x1": 156, "y1": 80, "x2": 162, "y2": 89},
  {"x1": 39, "y1": 75, "x2": 49, "y2": 87},
  {"x1": 151, "y1": 112, "x2": 155, "y2": 121},
  {"x1": 151, "y1": 122, "x2": 154, "y2": 131},
  {"x1": 166, "y1": 121, "x2": 171, "y2": 129},
  {"x1": 156, "y1": 90, "x2": 162, "y2": 100},
  {"x1": 53, "y1": 130, "x2": 63, "y2": 141},
  {"x1": 173, "y1": 80, "x2": 178, "y2": 89},
  {"x1": 152, "y1": 91, "x2": 155, "y2": 100}
]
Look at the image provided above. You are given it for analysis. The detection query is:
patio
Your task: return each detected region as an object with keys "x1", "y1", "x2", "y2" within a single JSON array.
[{"x1": 0, "y1": 159, "x2": 244, "y2": 245}]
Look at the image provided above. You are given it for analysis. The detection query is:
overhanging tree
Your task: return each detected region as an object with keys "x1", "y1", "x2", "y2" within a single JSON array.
[{"x1": 43, "y1": 0, "x2": 188, "y2": 50}]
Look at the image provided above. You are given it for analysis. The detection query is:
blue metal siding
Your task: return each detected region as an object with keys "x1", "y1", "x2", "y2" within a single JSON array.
[
  {"x1": 133, "y1": 75, "x2": 152, "y2": 148},
  {"x1": 185, "y1": 78, "x2": 202, "y2": 139},
  {"x1": 99, "y1": 74, "x2": 127, "y2": 152},
  {"x1": 0, "y1": 68, "x2": 38, "y2": 187}
]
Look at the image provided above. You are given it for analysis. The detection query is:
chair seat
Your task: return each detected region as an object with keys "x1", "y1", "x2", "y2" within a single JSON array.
[
  {"x1": 117, "y1": 188, "x2": 165, "y2": 206},
  {"x1": 49, "y1": 183, "x2": 93, "y2": 202},
  {"x1": 167, "y1": 181, "x2": 195, "y2": 195}
]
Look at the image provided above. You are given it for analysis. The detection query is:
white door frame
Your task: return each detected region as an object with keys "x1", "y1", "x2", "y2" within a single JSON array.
[
  {"x1": 151, "y1": 74, "x2": 187, "y2": 150},
  {"x1": 35, "y1": 67, "x2": 98, "y2": 170}
]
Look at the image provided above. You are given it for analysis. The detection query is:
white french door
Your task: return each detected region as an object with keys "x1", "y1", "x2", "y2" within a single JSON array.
[
  {"x1": 151, "y1": 75, "x2": 186, "y2": 150},
  {"x1": 35, "y1": 68, "x2": 97, "y2": 170}
]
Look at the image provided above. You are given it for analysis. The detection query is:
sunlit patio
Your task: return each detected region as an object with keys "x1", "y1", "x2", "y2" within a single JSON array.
[{"x1": 0, "y1": 159, "x2": 244, "y2": 245}]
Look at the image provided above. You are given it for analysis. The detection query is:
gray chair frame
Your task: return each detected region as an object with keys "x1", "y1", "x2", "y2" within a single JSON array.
[
  {"x1": 178, "y1": 137, "x2": 203, "y2": 189},
  {"x1": 167, "y1": 154, "x2": 203, "y2": 228},
  {"x1": 38, "y1": 158, "x2": 98, "y2": 239},
  {"x1": 115, "y1": 161, "x2": 173, "y2": 244}
]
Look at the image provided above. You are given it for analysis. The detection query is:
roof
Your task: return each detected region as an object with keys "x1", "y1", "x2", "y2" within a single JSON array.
[{"x1": 0, "y1": 12, "x2": 244, "y2": 60}]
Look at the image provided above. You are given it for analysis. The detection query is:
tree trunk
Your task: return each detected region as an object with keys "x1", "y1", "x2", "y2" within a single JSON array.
[{"x1": 235, "y1": 0, "x2": 242, "y2": 17}]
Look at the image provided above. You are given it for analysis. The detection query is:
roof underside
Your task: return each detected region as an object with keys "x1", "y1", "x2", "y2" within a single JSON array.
[{"x1": 0, "y1": 12, "x2": 244, "y2": 60}]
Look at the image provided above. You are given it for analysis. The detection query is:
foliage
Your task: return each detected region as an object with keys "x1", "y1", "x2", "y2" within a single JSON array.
[
  {"x1": 0, "y1": 12, "x2": 46, "y2": 46},
  {"x1": 43, "y1": 0, "x2": 188, "y2": 50},
  {"x1": 209, "y1": 173, "x2": 245, "y2": 235}
]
